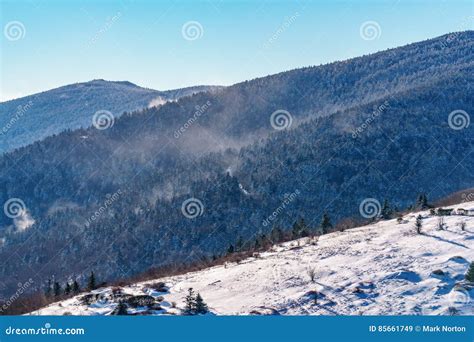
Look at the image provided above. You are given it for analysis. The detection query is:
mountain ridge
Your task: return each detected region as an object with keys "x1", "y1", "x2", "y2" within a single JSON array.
[
  {"x1": 0, "y1": 80, "x2": 222, "y2": 153},
  {"x1": 0, "y1": 31, "x2": 472, "y2": 300}
]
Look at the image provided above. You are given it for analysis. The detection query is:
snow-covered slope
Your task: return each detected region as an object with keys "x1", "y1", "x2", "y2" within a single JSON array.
[{"x1": 31, "y1": 203, "x2": 474, "y2": 316}]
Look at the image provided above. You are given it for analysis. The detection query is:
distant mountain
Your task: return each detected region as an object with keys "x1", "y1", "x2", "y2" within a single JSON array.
[
  {"x1": 0, "y1": 80, "x2": 222, "y2": 153},
  {"x1": 0, "y1": 32, "x2": 473, "y2": 300}
]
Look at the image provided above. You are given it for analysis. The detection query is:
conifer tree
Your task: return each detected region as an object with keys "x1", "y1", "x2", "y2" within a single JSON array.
[
  {"x1": 271, "y1": 225, "x2": 284, "y2": 243},
  {"x1": 292, "y1": 218, "x2": 309, "y2": 238},
  {"x1": 45, "y1": 278, "x2": 52, "y2": 297},
  {"x1": 236, "y1": 236, "x2": 243, "y2": 251},
  {"x1": 64, "y1": 282, "x2": 71, "y2": 295},
  {"x1": 114, "y1": 301, "x2": 128, "y2": 315},
  {"x1": 381, "y1": 199, "x2": 392, "y2": 219},
  {"x1": 320, "y1": 212, "x2": 332, "y2": 234},
  {"x1": 72, "y1": 280, "x2": 80, "y2": 294},
  {"x1": 195, "y1": 293, "x2": 209, "y2": 314},
  {"x1": 416, "y1": 193, "x2": 429, "y2": 209},
  {"x1": 183, "y1": 288, "x2": 196, "y2": 315},
  {"x1": 87, "y1": 271, "x2": 96, "y2": 291},
  {"x1": 53, "y1": 282, "x2": 61, "y2": 297},
  {"x1": 227, "y1": 244, "x2": 234, "y2": 254},
  {"x1": 465, "y1": 262, "x2": 474, "y2": 282},
  {"x1": 254, "y1": 238, "x2": 261, "y2": 250},
  {"x1": 291, "y1": 220, "x2": 301, "y2": 239}
]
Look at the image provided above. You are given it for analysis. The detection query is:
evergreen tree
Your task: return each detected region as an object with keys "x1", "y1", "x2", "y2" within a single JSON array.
[
  {"x1": 72, "y1": 280, "x2": 80, "y2": 294},
  {"x1": 183, "y1": 288, "x2": 196, "y2": 315},
  {"x1": 64, "y1": 282, "x2": 71, "y2": 295},
  {"x1": 465, "y1": 262, "x2": 474, "y2": 282},
  {"x1": 254, "y1": 238, "x2": 261, "y2": 250},
  {"x1": 227, "y1": 244, "x2": 234, "y2": 254},
  {"x1": 301, "y1": 221, "x2": 309, "y2": 237},
  {"x1": 235, "y1": 236, "x2": 243, "y2": 251},
  {"x1": 292, "y1": 218, "x2": 309, "y2": 238},
  {"x1": 195, "y1": 293, "x2": 209, "y2": 314},
  {"x1": 87, "y1": 271, "x2": 96, "y2": 291},
  {"x1": 291, "y1": 220, "x2": 300, "y2": 239},
  {"x1": 45, "y1": 278, "x2": 52, "y2": 297},
  {"x1": 415, "y1": 215, "x2": 423, "y2": 234},
  {"x1": 381, "y1": 199, "x2": 392, "y2": 219},
  {"x1": 416, "y1": 193, "x2": 429, "y2": 209},
  {"x1": 320, "y1": 212, "x2": 332, "y2": 234},
  {"x1": 53, "y1": 282, "x2": 61, "y2": 297},
  {"x1": 114, "y1": 301, "x2": 128, "y2": 315},
  {"x1": 270, "y1": 225, "x2": 283, "y2": 243}
]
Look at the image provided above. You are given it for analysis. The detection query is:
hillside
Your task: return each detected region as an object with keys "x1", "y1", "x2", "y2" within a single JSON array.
[
  {"x1": 0, "y1": 80, "x2": 221, "y2": 153},
  {"x1": 30, "y1": 202, "x2": 474, "y2": 316},
  {"x1": 0, "y1": 32, "x2": 473, "y2": 300}
]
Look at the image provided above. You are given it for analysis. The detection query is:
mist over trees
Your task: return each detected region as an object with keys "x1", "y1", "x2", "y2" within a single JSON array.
[{"x1": 0, "y1": 32, "x2": 473, "y2": 299}]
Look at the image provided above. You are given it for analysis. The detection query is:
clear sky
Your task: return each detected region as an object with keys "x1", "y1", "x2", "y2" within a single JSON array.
[{"x1": 1, "y1": 0, "x2": 473, "y2": 101}]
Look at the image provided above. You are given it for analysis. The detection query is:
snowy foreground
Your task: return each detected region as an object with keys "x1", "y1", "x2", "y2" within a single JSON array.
[{"x1": 31, "y1": 203, "x2": 474, "y2": 316}]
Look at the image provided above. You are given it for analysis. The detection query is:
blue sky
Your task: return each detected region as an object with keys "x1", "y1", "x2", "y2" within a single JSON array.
[{"x1": 1, "y1": 0, "x2": 473, "y2": 101}]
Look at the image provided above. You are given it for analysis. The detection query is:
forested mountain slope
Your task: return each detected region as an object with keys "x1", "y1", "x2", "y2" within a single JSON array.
[
  {"x1": 0, "y1": 32, "x2": 472, "y2": 299},
  {"x1": 31, "y1": 202, "x2": 474, "y2": 316},
  {"x1": 0, "y1": 80, "x2": 220, "y2": 153}
]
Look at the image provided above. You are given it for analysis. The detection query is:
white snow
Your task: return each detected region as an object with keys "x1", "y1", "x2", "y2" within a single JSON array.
[{"x1": 30, "y1": 202, "x2": 474, "y2": 316}]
